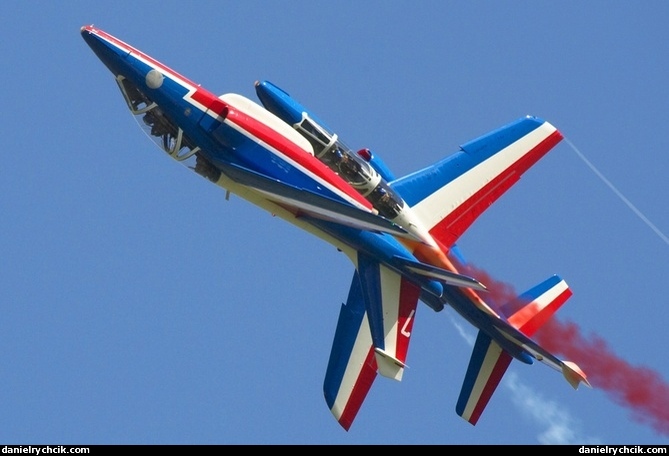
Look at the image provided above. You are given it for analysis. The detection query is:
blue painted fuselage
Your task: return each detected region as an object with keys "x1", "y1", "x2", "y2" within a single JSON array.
[{"x1": 81, "y1": 26, "x2": 445, "y2": 307}]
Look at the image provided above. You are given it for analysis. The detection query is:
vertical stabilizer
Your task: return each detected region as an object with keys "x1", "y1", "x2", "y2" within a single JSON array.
[{"x1": 506, "y1": 275, "x2": 572, "y2": 337}]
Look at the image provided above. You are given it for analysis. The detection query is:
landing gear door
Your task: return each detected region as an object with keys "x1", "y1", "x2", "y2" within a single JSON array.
[{"x1": 116, "y1": 75, "x2": 200, "y2": 163}]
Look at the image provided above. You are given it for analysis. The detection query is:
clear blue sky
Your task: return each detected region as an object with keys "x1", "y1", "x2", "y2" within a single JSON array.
[{"x1": 2, "y1": 1, "x2": 668, "y2": 445}]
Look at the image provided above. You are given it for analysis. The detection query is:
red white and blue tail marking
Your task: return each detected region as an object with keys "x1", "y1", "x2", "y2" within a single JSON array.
[
  {"x1": 456, "y1": 275, "x2": 578, "y2": 425},
  {"x1": 506, "y1": 275, "x2": 572, "y2": 337},
  {"x1": 456, "y1": 331, "x2": 512, "y2": 425}
]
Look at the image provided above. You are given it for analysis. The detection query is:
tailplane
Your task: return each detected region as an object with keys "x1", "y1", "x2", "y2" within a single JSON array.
[
  {"x1": 506, "y1": 275, "x2": 590, "y2": 389},
  {"x1": 505, "y1": 274, "x2": 572, "y2": 337},
  {"x1": 456, "y1": 275, "x2": 590, "y2": 425},
  {"x1": 457, "y1": 331, "x2": 512, "y2": 425}
]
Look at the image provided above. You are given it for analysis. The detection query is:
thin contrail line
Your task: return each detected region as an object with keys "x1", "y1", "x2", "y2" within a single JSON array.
[{"x1": 565, "y1": 137, "x2": 669, "y2": 246}]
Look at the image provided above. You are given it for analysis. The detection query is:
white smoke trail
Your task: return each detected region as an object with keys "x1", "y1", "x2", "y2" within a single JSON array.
[
  {"x1": 449, "y1": 316, "x2": 475, "y2": 347},
  {"x1": 565, "y1": 138, "x2": 669, "y2": 247},
  {"x1": 503, "y1": 372, "x2": 600, "y2": 444}
]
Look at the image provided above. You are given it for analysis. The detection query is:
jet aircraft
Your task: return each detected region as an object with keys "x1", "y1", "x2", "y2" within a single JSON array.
[{"x1": 81, "y1": 25, "x2": 590, "y2": 430}]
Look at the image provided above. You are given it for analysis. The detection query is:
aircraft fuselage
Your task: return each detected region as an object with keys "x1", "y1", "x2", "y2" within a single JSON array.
[{"x1": 81, "y1": 25, "x2": 449, "y2": 309}]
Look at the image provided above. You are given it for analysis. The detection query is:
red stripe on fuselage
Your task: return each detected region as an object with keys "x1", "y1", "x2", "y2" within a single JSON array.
[
  {"x1": 85, "y1": 26, "x2": 227, "y2": 117},
  {"x1": 84, "y1": 26, "x2": 370, "y2": 210},
  {"x1": 86, "y1": 26, "x2": 201, "y2": 90},
  {"x1": 191, "y1": 90, "x2": 228, "y2": 116},
  {"x1": 223, "y1": 106, "x2": 374, "y2": 210}
]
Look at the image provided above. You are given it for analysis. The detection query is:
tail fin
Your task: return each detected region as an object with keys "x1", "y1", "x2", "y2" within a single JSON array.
[
  {"x1": 505, "y1": 275, "x2": 572, "y2": 337},
  {"x1": 506, "y1": 275, "x2": 590, "y2": 390},
  {"x1": 456, "y1": 275, "x2": 590, "y2": 425}
]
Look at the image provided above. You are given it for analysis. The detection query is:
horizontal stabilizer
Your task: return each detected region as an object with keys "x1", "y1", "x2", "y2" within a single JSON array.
[
  {"x1": 457, "y1": 330, "x2": 513, "y2": 425},
  {"x1": 391, "y1": 255, "x2": 487, "y2": 291},
  {"x1": 562, "y1": 361, "x2": 591, "y2": 389}
]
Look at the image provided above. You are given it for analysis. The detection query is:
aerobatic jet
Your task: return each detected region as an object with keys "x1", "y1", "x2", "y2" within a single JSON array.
[{"x1": 81, "y1": 25, "x2": 589, "y2": 430}]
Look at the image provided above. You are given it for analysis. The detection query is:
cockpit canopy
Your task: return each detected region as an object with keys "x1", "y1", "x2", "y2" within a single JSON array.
[
  {"x1": 295, "y1": 114, "x2": 378, "y2": 189},
  {"x1": 294, "y1": 113, "x2": 405, "y2": 219}
]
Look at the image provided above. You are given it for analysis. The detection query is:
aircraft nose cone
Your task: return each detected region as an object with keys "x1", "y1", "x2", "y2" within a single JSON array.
[
  {"x1": 81, "y1": 25, "x2": 130, "y2": 75},
  {"x1": 80, "y1": 25, "x2": 104, "y2": 49}
]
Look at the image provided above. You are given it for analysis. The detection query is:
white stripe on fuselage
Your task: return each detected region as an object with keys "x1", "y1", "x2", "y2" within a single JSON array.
[
  {"x1": 96, "y1": 28, "x2": 371, "y2": 213},
  {"x1": 221, "y1": 96, "x2": 373, "y2": 212},
  {"x1": 95, "y1": 29, "x2": 213, "y2": 117}
]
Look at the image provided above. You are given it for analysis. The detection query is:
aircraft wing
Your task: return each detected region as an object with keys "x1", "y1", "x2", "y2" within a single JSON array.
[
  {"x1": 324, "y1": 253, "x2": 421, "y2": 430},
  {"x1": 216, "y1": 160, "x2": 420, "y2": 240},
  {"x1": 391, "y1": 117, "x2": 563, "y2": 248},
  {"x1": 391, "y1": 255, "x2": 487, "y2": 291}
]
